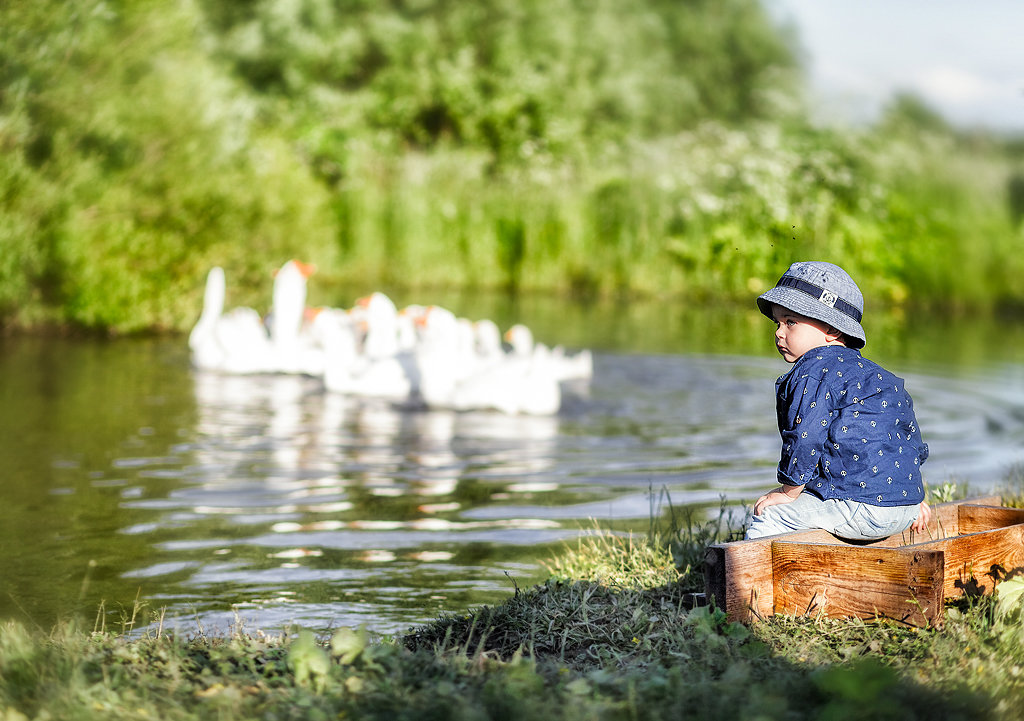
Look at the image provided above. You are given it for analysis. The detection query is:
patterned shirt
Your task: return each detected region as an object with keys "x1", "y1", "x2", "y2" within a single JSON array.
[{"x1": 775, "y1": 345, "x2": 928, "y2": 506}]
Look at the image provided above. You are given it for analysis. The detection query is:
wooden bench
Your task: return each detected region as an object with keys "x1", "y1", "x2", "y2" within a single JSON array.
[{"x1": 703, "y1": 496, "x2": 1024, "y2": 627}]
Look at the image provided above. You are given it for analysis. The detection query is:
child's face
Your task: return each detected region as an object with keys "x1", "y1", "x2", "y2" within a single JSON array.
[{"x1": 770, "y1": 305, "x2": 839, "y2": 363}]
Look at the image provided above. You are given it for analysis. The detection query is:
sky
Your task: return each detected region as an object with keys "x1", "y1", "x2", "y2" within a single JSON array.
[{"x1": 764, "y1": 0, "x2": 1024, "y2": 133}]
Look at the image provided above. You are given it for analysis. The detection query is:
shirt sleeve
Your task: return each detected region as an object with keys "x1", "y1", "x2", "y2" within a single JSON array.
[{"x1": 777, "y1": 373, "x2": 835, "y2": 486}]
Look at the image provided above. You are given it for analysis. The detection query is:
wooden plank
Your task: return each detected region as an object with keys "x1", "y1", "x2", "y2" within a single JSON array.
[
  {"x1": 702, "y1": 495, "x2": 1009, "y2": 624},
  {"x1": 772, "y1": 543, "x2": 945, "y2": 627},
  {"x1": 905, "y1": 523, "x2": 1024, "y2": 599},
  {"x1": 873, "y1": 495, "x2": 1003, "y2": 546},
  {"x1": 958, "y1": 505, "x2": 1024, "y2": 535},
  {"x1": 704, "y1": 529, "x2": 836, "y2": 623}
]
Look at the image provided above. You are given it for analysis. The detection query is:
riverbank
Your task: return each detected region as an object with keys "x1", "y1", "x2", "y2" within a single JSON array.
[{"x1": 4, "y1": 488, "x2": 1024, "y2": 720}]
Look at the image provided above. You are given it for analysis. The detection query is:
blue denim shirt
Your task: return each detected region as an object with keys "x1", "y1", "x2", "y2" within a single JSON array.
[{"x1": 775, "y1": 345, "x2": 928, "y2": 506}]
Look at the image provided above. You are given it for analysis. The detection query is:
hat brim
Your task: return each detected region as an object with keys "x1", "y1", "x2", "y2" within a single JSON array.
[{"x1": 757, "y1": 287, "x2": 866, "y2": 349}]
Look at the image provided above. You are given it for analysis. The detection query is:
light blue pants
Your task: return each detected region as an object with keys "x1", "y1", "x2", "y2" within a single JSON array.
[{"x1": 745, "y1": 493, "x2": 921, "y2": 541}]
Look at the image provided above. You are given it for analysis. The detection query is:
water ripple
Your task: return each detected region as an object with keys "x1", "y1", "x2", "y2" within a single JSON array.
[
  {"x1": 117, "y1": 353, "x2": 1024, "y2": 634},
  {"x1": 15, "y1": 346, "x2": 1024, "y2": 635}
]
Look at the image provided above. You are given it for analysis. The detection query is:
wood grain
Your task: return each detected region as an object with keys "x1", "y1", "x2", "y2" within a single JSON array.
[
  {"x1": 703, "y1": 496, "x2": 1010, "y2": 624},
  {"x1": 771, "y1": 543, "x2": 944, "y2": 626},
  {"x1": 958, "y1": 504, "x2": 1024, "y2": 535},
  {"x1": 704, "y1": 529, "x2": 834, "y2": 623},
  {"x1": 906, "y1": 523, "x2": 1024, "y2": 598}
]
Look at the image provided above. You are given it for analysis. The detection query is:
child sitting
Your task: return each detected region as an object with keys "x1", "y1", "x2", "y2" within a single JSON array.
[{"x1": 746, "y1": 260, "x2": 931, "y2": 540}]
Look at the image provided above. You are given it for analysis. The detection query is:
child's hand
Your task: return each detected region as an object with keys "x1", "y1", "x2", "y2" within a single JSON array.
[
  {"x1": 753, "y1": 484, "x2": 803, "y2": 516},
  {"x1": 910, "y1": 501, "x2": 932, "y2": 533}
]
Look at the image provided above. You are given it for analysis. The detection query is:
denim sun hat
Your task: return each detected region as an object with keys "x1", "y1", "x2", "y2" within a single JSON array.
[{"x1": 756, "y1": 261, "x2": 866, "y2": 348}]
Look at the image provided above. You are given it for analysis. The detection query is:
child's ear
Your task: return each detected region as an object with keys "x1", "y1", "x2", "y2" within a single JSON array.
[{"x1": 825, "y1": 326, "x2": 846, "y2": 344}]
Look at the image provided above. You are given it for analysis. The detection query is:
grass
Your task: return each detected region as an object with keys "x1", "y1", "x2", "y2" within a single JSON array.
[{"x1": 4, "y1": 483, "x2": 1024, "y2": 720}]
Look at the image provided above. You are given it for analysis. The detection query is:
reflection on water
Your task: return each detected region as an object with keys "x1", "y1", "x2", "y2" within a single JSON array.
[
  {"x1": 119, "y1": 371, "x2": 576, "y2": 634},
  {"x1": 2, "y1": 300, "x2": 1024, "y2": 636},
  {"x1": 124, "y1": 356, "x2": 782, "y2": 636}
]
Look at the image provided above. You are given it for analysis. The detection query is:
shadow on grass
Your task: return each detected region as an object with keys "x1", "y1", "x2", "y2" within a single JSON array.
[{"x1": 403, "y1": 578, "x2": 993, "y2": 721}]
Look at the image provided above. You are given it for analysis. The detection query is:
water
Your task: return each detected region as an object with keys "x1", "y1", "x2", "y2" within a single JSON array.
[{"x1": 2, "y1": 296, "x2": 1024, "y2": 636}]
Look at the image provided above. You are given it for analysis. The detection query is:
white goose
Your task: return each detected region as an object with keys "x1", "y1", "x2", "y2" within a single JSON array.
[
  {"x1": 552, "y1": 344, "x2": 593, "y2": 382},
  {"x1": 348, "y1": 292, "x2": 418, "y2": 401},
  {"x1": 313, "y1": 308, "x2": 363, "y2": 394},
  {"x1": 413, "y1": 305, "x2": 476, "y2": 408},
  {"x1": 452, "y1": 334, "x2": 561, "y2": 415},
  {"x1": 506, "y1": 323, "x2": 592, "y2": 382},
  {"x1": 188, "y1": 266, "x2": 228, "y2": 371},
  {"x1": 265, "y1": 260, "x2": 325, "y2": 376},
  {"x1": 189, "y1": 266, "x2": 274, "y2": 374},
  {"x1": 316, "y1": 293, "x2": 418, "y2": 402},
  {"x1": 216, "y1": 307, "x2": 274, "y2": 374},
  {"x1": 412, "y1": 313, "x2": 563, "y2": 415},
  {"x1": 472, "y1": 319, "x2": 505, "y2": 367}
]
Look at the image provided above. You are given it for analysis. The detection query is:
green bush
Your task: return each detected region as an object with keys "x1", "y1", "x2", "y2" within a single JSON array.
[
  {"x1": 1, "y1": 0, "x2": 1022, "y2": 333},
  {"x1": 0, "y1": 0, "x2": 337, "y2": 332}
]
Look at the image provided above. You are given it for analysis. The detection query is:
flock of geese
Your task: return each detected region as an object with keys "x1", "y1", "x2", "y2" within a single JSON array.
[{"x1": 188, "y1": 261, "x2": 593, "y2": 415}]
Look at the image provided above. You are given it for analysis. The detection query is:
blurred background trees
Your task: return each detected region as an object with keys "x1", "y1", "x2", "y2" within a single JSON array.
[{"x1": 1, "y1": 0, "x2": 1021, "y2": 333}]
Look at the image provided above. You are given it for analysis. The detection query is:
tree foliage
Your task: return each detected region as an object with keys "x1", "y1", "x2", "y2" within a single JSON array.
[
  {"x1": 0, "y1": 0, "x2": 336, "y2": 332},
  {"x1": 0, "y1": 0, "x2": 1021, "y2": 333},
  {"x1": 200, "y1": 0, "x2": 799, "y2": 160}
]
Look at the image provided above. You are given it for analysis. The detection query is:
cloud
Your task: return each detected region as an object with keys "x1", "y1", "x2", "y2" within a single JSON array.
[
  {"x1": 767, "y1": 0, "x2": 1024, "y2": 131},
  {"x1": 915, "y1": 67, "x2": 1003, "y2": 106}
]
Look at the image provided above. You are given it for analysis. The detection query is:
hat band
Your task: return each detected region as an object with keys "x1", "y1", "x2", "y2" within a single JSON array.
[{"x1": 776, "y1": 276, "x2": 862, "y2": 323}]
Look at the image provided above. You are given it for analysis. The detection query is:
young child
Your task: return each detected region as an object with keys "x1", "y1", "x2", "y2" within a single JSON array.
[{"x1": 746, "y1": 260, "x2": 931, "y2": 540}]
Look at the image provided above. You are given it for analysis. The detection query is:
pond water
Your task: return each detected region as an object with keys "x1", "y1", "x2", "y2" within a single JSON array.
[{"x1": 3, "y1": 292, "x2": 1024, "y2": 637}]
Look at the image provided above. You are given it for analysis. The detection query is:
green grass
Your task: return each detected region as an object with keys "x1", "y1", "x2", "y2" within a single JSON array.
[{"x1": 6, "y1": 480, "x2": 1024, "y2": 719}]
